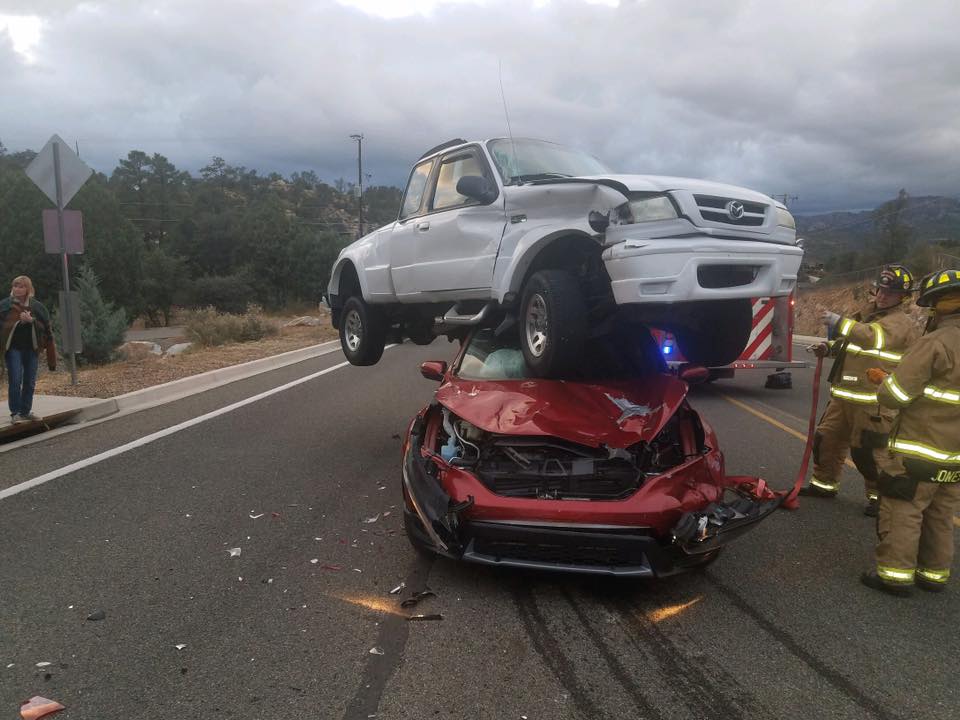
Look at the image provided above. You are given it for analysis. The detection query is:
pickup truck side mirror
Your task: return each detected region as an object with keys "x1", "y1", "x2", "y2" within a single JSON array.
[
  {"x1": 420, "y1": 360, "x2": 448, "y2": 382},
  {"x1": 456, "y1": 175, "x2": 498, "y2": 204}
]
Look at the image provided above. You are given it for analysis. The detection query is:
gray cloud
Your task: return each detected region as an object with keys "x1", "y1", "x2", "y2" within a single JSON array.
[{"x1": 1, "y1": 0, "x2": 958, "y2": 212}]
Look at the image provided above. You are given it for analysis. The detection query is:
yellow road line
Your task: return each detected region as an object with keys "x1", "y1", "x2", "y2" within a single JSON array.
[{"x1": 718, "y1": 393, "x2": 856, "y2": 469}]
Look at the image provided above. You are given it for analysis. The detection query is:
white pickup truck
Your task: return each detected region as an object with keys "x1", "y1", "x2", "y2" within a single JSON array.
[{"x1": 327, "y1": 137, "x2": 803, "y2": 376}]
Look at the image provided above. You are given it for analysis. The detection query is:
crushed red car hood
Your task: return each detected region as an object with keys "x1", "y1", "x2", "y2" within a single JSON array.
[{"x1": 435, "y1": 374, "x2": 688, "y2": 449}]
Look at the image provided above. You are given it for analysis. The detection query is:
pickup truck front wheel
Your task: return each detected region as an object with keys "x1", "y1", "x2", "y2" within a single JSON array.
[
  {"x1": 520, "y1": 270, "x2": 587, "y2": 378},
  {"x1": 340, "y1": 296, "x2": 387, "y2": 366}
]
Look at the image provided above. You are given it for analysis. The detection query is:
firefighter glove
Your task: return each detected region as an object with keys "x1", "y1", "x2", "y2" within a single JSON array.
[
  {"x1": 866, "y1": 367, "x2": 888, "y2": 385},
  {"x1": 812, "y1": 342, "x2": 831, "y2": 358},
  {"x1": 820, "y1": 310, "x2": 841, "y2": 329}
]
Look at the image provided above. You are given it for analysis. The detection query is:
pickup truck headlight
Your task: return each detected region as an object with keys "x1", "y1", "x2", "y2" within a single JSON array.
[
  {"x1": 776, "y1": 207, "x2": 796, "y2": 229},
  {"x1": 613, "y1": 194, "x2": 679, "y2": 224}
]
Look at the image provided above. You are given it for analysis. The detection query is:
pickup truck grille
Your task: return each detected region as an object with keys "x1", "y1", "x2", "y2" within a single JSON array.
[{"x1": 694, "y1": 194, "x2": 767, "y2": 227}]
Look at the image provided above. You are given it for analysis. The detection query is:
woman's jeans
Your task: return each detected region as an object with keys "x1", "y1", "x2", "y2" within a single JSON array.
[{"x1": 5, "y1": 349, "x2": 39, "y2": 416}]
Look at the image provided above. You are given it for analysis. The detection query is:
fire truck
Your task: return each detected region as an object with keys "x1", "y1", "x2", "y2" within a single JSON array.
[{"x1": 653, "y1": 294, "x2": 808, "y2": 386}]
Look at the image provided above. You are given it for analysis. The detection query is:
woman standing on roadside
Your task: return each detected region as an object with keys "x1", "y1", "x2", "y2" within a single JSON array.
[{"x1": 1, "y1": 276, "x2": 56, "y2": 424}]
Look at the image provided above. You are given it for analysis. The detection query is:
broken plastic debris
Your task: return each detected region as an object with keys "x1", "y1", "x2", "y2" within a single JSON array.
[
  {"x1": 19, "y1": 696, "x2": 65, "y2": 720},
  {"x1": 400, "y1": 591, "x2": 436, "y2": 608},
  {"x1": 382, "y1": 511, "x2": 392, "y2": 518},
  {"x1": 353, "y1": 568, "x2": 363, "y2": 573},
  {"x1": 175, "y1": 644, "x2": 187, "y2": 651},
  {"x1": 363, "y1": 514, "x2": 380, "y2": 524},
  {"x1": 368, "y1": 647, "x2": 384, "y2": 655},
  {"x1": 389, "y1": 583, "x2": 406, "y2": 595},
  {"x1": 310, "y1": 558, "x2": 319, "y2": 564},
  {"x1": 6, "y1": 663, "x2": 14, "y2": 668},
  {"x1": 228, "y1": 547, "x2": 242, "y2": 558},
  {"x1": 321, "y1": 564, "x2": 342, "y2": 571},
  {"x1": 271, "y1": 512, "x2": 281, "y2": 519},
  {"x1": 86, "y1": 610, "x2": 106, "y2": 621},
  {"x1": 407, "y1": 614, "x2": 443, "y2": 622},
  {"x1": 249, "y1": 513, "x2": 264, "y2": 519},
  {"x1": 35, "y1": 662, "x2": 52, "y2": 668}
]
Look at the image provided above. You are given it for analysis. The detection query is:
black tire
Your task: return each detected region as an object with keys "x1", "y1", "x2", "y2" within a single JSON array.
[
  {"x1": 674, "y1": 299, "x2": 752, "y2": 367},
  {"x1": 405, "y1": 319, "x2": 436, "y2": 346},
  {"x1": 519, "y1": 269, "x2": 588, "y2": 377},
  {"x1": 339, "y1": 296, "x2": 387, "y2": 366}
]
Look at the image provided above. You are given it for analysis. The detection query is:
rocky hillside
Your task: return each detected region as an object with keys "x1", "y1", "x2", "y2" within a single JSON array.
[{"x1": 794, "y1": 281, "x2": 929, "y2": 337}]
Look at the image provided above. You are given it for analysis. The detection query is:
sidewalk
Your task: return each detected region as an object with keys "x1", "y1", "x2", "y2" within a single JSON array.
[{"x1": 0, "y1": 395, "x2": 103, "y2": 439}]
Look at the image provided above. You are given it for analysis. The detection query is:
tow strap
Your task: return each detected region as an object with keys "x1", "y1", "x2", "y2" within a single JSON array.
[{"x1": 779, "y1": 353, "x2": 824, "y2": 510}]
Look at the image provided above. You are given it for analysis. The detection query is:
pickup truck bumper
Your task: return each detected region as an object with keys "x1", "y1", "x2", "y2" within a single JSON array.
[{"x1": 602, "y1": 237, "x2": 803, "y2": 305}]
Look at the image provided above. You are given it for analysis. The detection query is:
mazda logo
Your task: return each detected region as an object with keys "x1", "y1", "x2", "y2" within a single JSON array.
[{"x1": 726, "y1": 200, "x2": 745, "y2": 220}]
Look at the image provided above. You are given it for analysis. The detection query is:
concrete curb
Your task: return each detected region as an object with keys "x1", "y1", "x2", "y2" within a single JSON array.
[
  {"x1": 0, "y1": 340, "x2": 343, "y2": 454},
  {"x1": 74, "y1": 339, "x2": 342, "y2": 422}
]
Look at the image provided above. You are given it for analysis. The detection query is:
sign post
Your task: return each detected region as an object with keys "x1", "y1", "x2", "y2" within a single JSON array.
[{"x1": 25, "y1": 135, "x2": 92, "y2": 385}]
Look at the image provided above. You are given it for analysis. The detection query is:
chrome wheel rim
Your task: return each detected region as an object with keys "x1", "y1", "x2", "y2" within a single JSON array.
[
  {"x1": 345, "y1": 308, "x2": 363, "y2": 352},
  {"x1": 525, "y1": 293, "x2": 548, "y2": 357}
]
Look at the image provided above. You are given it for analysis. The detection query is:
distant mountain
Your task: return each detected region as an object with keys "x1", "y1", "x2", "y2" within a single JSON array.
[{"x1": 796, "y1": 195, "x2": 960, "y2": 262}]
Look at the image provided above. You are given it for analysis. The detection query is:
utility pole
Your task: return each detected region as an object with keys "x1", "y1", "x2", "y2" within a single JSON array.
[
  {"x1": 770, "y1": 193, "x2": 798, "y2": 208},
  {"x1": 350, "y1": 133, "x2": 364, "y2": 238}
]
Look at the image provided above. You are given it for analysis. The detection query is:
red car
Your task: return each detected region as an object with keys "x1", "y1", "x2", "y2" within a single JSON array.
[{"x1": 402, "y1": 326, "x2": 783, "y2": 578}]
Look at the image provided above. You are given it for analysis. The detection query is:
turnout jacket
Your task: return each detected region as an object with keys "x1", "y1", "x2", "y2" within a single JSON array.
[
  {"x1": 829, "y1": 303, "x2": 920, "y2": 404},
  {"x1": 878, "y1": 314, "x2": 960, "y2": 469}
]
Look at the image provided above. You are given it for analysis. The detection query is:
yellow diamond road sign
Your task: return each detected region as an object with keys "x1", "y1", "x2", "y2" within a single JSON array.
[{"x1": 24, "y1": 134, "x2": 93, "y2": 208}]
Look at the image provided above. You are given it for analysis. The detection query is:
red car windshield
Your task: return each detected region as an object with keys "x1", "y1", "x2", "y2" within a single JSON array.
[{"x1": 457, "y1": 327, "x2": 666, "y2": 382}]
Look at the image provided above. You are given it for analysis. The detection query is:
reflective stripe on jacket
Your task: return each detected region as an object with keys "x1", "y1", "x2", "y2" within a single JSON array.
[
  {"x1": 830, "y1": 304, "x2": 920, "y2": 405},
  {"x1": 877, "y1": 314, "x2": 960, "y2": 467}
]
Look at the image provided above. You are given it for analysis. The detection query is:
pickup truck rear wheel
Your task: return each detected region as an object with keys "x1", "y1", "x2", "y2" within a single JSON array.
[
  {"x1": 520, "y1": 269, "x2": 588, "y2": 377},
  {"x1": 340, "y1": 296, "x2": 387, "y2": 366}
]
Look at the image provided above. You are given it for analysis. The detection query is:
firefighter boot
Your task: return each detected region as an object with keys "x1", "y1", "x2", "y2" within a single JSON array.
[{"x1": 860, "y1": 571, "x2": 912, "y2": 597}]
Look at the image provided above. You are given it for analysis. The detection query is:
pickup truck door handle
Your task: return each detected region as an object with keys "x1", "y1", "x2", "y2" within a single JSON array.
[{"x1": 416, "y1": 221, "x2": 430, "y2": 231}]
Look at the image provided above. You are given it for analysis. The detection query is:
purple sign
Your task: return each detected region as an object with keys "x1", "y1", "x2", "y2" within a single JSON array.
[{"x1": 42, "y1": 209, "x2": 84, "y2": 254}]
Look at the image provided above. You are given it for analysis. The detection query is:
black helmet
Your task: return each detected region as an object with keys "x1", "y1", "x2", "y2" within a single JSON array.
[
  {"x1": 917, "y1": 269, "x2": 960, "y2": 307},
  {"x1": 875, "y1": 264, "x2": 915, "y2": 293}
]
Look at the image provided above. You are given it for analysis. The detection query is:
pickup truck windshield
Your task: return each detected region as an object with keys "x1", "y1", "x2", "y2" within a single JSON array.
[
  {"x1": 487, "y1": 139, "x2": 611, "y2": 185},
  {"x1": 458, "y1": 327, "x2": 665, "y2": 381}
]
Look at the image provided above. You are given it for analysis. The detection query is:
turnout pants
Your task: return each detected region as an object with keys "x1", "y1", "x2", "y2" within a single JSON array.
[
  {"x1": 812, "y1": 398, "x2": 894, "y2": 499},
  {"x1": 874, "y1": 452, "x2": 960, "y2": 587}
]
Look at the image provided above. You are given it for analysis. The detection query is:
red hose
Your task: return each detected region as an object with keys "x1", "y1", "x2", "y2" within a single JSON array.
[{"x1": 780, "y1": 353, "x2": 824, "y2": 509}]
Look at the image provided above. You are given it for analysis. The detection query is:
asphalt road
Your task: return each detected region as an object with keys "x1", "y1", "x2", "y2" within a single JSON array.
[{"x1": 1, "y1": 341, "x2": 956, "y2": 720}]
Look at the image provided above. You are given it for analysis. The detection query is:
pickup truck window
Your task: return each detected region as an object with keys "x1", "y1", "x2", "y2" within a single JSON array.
[
  {"x1": 400, "y1": 159, "x2": 434, "y2": 220},
  {"x1": 432, "y1": 152, "x2": 485, "y2": 211}
]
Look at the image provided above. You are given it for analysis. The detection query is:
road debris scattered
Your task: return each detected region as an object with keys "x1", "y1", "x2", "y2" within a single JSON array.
[
  {"x1": 353, "y1": 568, "x2": 363, "y2": 573},
  {"x1": 400, "y1": 591, "x2": 436, "y2": 608},
  {"x1": 19, "y1": 696, "x2": 65, "y2": 719},
  {"x1": 310, "y1": 558, "x2": 319, "y2": 564},
  {"x1": 34, "y1": 662, "x2": 52, "y2": 668},
  {"x1": 363, "y1": 514, "x2": 380, "y2": 524},
  {"x1": 249, "y1": 513, "x2": 264, "y2": 519},
  {"x1": 322, "y1": 564, "x2": 342, "y2": 571},
  {"x1": 175, "y1": 644, "x2": 187, "y2": 651},
  {"x1": 407, "y1": 614, "x2": 443, "y2": 622},
  {"x1": 228, "y1": 547, "x2": 242, "y2": 558},
  {"x1": 86, "y1": 610, "x2": 106, "y2": 621},
  {"x1": 389, "y1": 583, "x2": 406, "y2": 595},
  {"x1": 368, "y1": 647, "x2": 384, "y2": 656}
]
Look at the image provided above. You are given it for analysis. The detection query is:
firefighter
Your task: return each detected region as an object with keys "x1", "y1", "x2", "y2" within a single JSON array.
[
  {"x1": 800, "y1": 265, "x2": 920, "y2": 516},
  {"x1": 860, "y1": 269, "x2": 960, "y2": 595}
]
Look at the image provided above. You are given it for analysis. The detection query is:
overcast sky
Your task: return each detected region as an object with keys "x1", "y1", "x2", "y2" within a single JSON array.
[{"x1": 1, "y1": 0, "x2": 958, "y2": 213}]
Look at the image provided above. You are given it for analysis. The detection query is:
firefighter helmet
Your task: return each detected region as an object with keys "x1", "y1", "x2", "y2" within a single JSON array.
[
  {"x1": 917, "y1": 269, "x2": 960, "y2": 307},
  {"x1": 875, "y1": 264, "x2": 915, "y2": 293}
]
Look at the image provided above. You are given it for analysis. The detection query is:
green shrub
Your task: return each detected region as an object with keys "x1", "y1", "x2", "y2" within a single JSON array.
[
  {"x1": 184, "y1": 305, "x2": 278, "y2": 347},
  {"x1": 54, "y1": 265, "x2": 128, "y2": 365},
  {"x1": 188, "y1": 273, "x2": 253, "y2": 314}
]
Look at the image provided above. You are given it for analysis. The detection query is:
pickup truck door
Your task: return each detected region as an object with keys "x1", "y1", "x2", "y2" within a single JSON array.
[
  {"x1": 408, "y1": 147, "x2": 505, "y2": 298},
  {"x1": 390, "y1": 158, "x2": 436, "y2": 299}
]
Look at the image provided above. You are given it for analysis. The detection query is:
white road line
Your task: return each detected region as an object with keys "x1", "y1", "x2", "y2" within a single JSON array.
[{"x1": 1, "y1": 358, "x2": 358, "y2": 502}]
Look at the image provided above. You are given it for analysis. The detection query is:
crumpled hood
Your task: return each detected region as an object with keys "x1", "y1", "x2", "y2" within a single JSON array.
[
  {"x1": 435, "y1": 374, "x2": 689, "y2": 449},
  {"x1": 578, "y1": 174, "x2": 776, "y2": 205}
]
